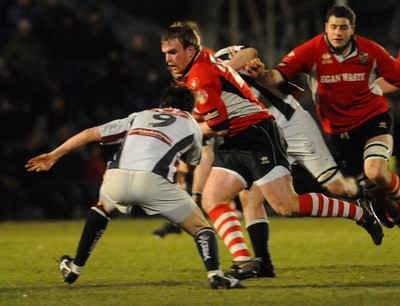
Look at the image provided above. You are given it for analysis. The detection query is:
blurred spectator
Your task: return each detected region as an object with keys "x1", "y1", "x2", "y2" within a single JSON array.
[
  {"x1": 81, "y1": 5, "x2": 123, "y2": 63},
  {"x1": 83, "y1": 144, "x2": 107, "y2": 207},
  {"x1": 2, "y1": 18, "x2": 48, "y2": 112},
  {"x1": 6, "y1": 0, "x2": 36, "y2": 28},
  {"x1": 33, "y1": 0, "x2": 85, "y2": 91},
  {"x1": 121, "y1": 33, "x2": 168, "y2": 110}
]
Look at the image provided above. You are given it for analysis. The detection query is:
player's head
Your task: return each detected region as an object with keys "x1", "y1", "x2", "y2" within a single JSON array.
[
  {"x1": 160, "y1": 85, "x2": 195, "y2": 113},
  {"x1": 326, "y1": 5, "x2": 356, "y2": 26},
  {"x1": 161, "y1": 22, "x2": 201, "y2": 51},
  {"x1": 161, "y1": 22, "x2": 201, "y2": 76},
  {"x1": 325, "y1": 5, "x2": 356, "y2": 54}
]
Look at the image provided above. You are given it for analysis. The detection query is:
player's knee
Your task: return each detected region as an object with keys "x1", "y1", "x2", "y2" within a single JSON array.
[
  {"x1": 201, "y1": 194, "x2": 223, "y2": 213},
  {"x1": 270, "y1": 198, "x2": 299, "y2": 217}
]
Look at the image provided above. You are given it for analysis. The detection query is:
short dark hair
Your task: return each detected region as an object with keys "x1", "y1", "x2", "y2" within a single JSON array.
[
  {"x1": 160, "y1": 85, "x2": 195, "y2": 112},
  {"x1": 326, "y1": 5, "x2": 356, "y2": 25},
  {"x1": 160, "y1": 22, "x2": 201, "y2": 52}
]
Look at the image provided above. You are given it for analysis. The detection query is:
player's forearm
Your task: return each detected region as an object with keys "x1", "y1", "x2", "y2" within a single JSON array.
[
  {"x1": 376, "y1": 77, "x2": 400, "y2": 95},
  {"x1": 257, "y1": 69, "x2": 285, "y2": 87},
  {"x1": 199, "y1": 122, "x2": 228, "y2": 137},
  {"x1": 245, "y1": 58, "x2": 284, "y2": 87},
  {"x1": 229, "y1": 47, "x2": 258, "y2": 71},
  {"x1": 50, "y1": 127, "x2": 101, "y2": 160}
]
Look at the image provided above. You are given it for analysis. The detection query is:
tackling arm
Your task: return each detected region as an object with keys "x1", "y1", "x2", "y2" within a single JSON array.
[
  {"x1": 228, "y1": 47, "x2": 258, "y2": 71},
  {"x1": 25, "y1": 127, "x2": 101, "y2": 172},
  {"x1": 245, "y1": 58, "x2": 285, "y2": 88},
  {"x1": 199, "y1": 122, "x2": 228, "y2": 137}
]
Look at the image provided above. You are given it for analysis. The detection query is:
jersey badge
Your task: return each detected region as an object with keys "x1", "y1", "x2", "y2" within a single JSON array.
[
  {"x1": 195, "y1": 89, "x2": 209, "y2": 105},
  {"x1": 190, "y1": 77, "x2": 200, "y2": 89}
]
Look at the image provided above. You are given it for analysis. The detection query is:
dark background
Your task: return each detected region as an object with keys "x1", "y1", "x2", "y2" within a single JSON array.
[{"x1": 0, "y1": 0, "x2": 399, "y2": 220}]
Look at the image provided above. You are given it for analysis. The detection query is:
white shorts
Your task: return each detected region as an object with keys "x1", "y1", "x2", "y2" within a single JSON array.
[
  {"x1": 269, "y1": 105, "x2": 340, "y2": 183},
  {"x1": 99, "y1": 169, "x2": 197, "y2": 223}
]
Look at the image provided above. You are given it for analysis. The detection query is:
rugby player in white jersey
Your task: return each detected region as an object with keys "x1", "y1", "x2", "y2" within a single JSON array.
[{"x1": 25, "y1": 85, "x2": 244, "y2": 289}]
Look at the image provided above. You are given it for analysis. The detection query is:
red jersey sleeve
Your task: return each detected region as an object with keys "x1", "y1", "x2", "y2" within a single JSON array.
[
  {"x1": 374, "y1": 43, "x2": 400, "y2": 87},
  {"x1": 186, "y1": 64, "x2": 230, "y2": 131},
  {"x1": 275, "y1": 37, "x2": 319, "y2": 80}
]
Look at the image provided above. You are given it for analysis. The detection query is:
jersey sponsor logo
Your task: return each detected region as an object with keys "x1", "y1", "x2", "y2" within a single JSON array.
[
  {"x1": 190, "y1": 77, "x2": 200, "y2": 89},
  {"x1": 203, "y1": 108, "x2": 220, "y2": 121},
  {"x1": 129, "y1": 128, "x2": 172, "y2": 146},
  {"x1": 358, "y1": 53, "x2": 369, "y2": 63},
  {"x1": 320, "y1": 73, "x2": 365, "y2": 83},
  {"x1": 260, "y1": 156, "x2": 270, "y2": 164},
  {"x1": 194, "y1": 89, "x2": 208, "y2": 105},
  {"x1": 322, "y1": 53, "x2": 333, "y2": 64},
  {"x1": 192, "y1": 109, "x2": 204, "y2": 122}
]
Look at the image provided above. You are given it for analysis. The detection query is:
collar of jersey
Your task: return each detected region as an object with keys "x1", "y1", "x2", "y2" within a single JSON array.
[
  {"x1": 182, "y1": 51, "x2": 201, "y2": 78},
  {"x1": 324, "y1": 34, "x2": 358, "y2": 61}
]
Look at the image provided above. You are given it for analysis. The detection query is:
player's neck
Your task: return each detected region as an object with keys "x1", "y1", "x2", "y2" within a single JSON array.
[{"x1": 330, "y1": 38, "x2": 354, "y2": 58}]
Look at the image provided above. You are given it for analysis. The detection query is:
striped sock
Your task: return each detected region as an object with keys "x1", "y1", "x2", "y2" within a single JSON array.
[
  {"x1": 208, "y1": 204, "x2": 252, "y2": 262},
  {"x1": 298, "y1": 193, "x2": 363, "y2": 222},
  {"x1": 382, "y1": 172, "x2": 400, "y2": 204}
]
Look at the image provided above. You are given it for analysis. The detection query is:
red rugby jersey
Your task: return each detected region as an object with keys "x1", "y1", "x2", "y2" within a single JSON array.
[
  {"x1": 182, "y1": 52, "x2": 271, "y2": 137},
  {"x1": 276, "y1": 34, "x2": 400, "y2": 134}
]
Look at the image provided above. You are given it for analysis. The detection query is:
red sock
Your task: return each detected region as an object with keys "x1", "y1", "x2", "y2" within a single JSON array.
[
  {"x1": 208, "y1": 204, "x2": 252, "y2": 261},
  {"x1": 383, "y1": 172, "x2": 400, "y2": 203},
  {"x1": 298, "y1": 193, "x2": 363, "y2": 221}
]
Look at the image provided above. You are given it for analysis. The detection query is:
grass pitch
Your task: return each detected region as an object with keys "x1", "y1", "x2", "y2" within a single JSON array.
[{"x1": 1, "y1": 216, "x2": 400, "y2": 306}]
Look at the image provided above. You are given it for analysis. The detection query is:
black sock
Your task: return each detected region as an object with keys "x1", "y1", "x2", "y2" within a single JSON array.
[
  {"x1": 73, "y1": 207, "x2": 110, "y2": 267},
  {"x1": 247, "y1": 220, "x2": 272, "y2": 266},
  {"x1": 194, "y1": 227, "x2": 220, "y2": 272}
]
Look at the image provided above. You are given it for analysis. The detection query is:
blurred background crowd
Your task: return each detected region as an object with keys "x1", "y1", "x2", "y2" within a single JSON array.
[{"x1": 0, "y1": 0, "x2": 399, "y2": 220}]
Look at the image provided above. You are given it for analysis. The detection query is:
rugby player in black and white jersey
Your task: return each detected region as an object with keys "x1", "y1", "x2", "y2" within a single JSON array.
[{"x1": 25, "y1": 85, "x2": 244, "y2": 289}]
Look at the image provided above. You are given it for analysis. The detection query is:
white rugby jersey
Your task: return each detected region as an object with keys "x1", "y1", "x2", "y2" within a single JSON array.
[
  {"x1": 214, "y1": 45, "x2": 304, "y2": 126},
  {"x1": 99, "y1": 108, "x2": 202, "y2": 182}
]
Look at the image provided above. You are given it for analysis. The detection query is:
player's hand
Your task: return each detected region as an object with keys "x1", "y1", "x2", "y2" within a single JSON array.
[
  {"x1": 25, "y1": 153, "x2": 57, "y2": 172},
  {"x1": 244, "y1": 58, "x2": 266, "y2": 79}
]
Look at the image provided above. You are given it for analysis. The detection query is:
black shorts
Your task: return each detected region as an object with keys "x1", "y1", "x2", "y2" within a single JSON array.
[
  {"x1": 331, "y1": 112, "x2": 393, "y2": 176},
  {"x1": 213, "y1": 118, "x2": 291, "y2": 187}
]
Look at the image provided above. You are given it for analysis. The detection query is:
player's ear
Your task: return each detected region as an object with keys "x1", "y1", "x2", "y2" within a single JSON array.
[{"x1": 186, "y1": 45, "x2": 196, "y2": 57}]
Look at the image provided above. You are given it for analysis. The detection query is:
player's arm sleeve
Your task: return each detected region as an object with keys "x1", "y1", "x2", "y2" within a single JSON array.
[
  {"x1": 275, "y1": 42, "x2": 313, "y2": 82},
  {"x1": 98, "y1": 113, "x2": 136, "y2": 145},
  {"x1": 375, "y1": 45, "x2": 400, "y2": 87},
  {"x1": 196, "y1": 83, "x2": 229, "y2": 132}
]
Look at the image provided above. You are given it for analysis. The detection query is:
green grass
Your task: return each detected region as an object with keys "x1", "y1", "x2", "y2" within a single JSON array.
[{"x1": 1, "y1": 217, "x2": 400, "y2": 306}]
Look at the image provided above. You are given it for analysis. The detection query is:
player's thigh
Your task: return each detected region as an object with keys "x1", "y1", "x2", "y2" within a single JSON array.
[
  {"x1": 240, "y1": 186, "x2": 267, "y2": 221},
  {"x1": 99, "y1": 169, "x2": 134, "y2": 213},
  {"x1": 258, "y1": 175, "x2": 299, "y2": 216},
  {"x1": 139, "y1": 173, "x2": 197, "y2": 223},
  {"x1": 284, "y1": 109, "x2": 338, "y2": 179},
  {"x1": 202, "y1": 168, "x2": 244, "y2": 209}
]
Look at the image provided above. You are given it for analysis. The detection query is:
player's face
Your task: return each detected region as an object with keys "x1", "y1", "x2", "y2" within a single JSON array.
[
  {"x1": 162, "y1": 38, "x2": 196, "y2": 76},
  {"x1": 325, "y1": 16, "x2": 355, "y2": 54}
]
